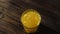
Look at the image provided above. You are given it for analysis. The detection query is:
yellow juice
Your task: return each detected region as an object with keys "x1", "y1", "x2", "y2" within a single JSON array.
[{"x1": 21, "y1": 9, "x2": 41, "y2": 33}]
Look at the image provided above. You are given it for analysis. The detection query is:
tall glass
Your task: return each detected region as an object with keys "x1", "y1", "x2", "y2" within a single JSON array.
[{"x1": 21, "y1": 9, "x2": 41, "y2": 33}]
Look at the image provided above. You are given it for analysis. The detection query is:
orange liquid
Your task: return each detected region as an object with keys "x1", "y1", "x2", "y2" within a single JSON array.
[{"x1": 21, "y1": 9, "x2": 41, "y2": 33}]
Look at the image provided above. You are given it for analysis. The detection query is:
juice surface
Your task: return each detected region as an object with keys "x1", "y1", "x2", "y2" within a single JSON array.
[{"x1": 21, "y1": 9, "x2": 41, "y2": 28}]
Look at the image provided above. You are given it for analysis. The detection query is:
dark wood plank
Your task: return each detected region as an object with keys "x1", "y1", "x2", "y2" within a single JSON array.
[{"x1": 0, "y1": 0, "x2": 60, "y2": 34}]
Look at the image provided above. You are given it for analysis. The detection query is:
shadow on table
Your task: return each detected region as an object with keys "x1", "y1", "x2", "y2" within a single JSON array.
[{"x1": 29, "y1": 24, "x2": 60, "y2": 34}]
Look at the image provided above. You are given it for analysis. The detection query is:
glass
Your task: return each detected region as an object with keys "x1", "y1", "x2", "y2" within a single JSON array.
[{"x1": 20, "y1": 9, "x2": 41, "y2": 33}]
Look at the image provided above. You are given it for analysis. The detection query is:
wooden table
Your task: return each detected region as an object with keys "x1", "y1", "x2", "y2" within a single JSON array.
[{"x1": 0, "y1": 0, "x2": 60, "y2": 34}]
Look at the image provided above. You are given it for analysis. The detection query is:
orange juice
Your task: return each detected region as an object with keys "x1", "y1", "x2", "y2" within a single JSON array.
[{"x1": 21, "y1": 9, "x2": 41, "y2": 33}]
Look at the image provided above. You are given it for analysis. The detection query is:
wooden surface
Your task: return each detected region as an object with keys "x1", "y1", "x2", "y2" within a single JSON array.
[{"x1": 0, "y1": 0, "x2": 60, "y2": 34}]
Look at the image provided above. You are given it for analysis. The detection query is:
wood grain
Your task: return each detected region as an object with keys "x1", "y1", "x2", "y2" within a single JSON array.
[{"x1": 0, "y1": 0, "x2": 60, "y2": 34}]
